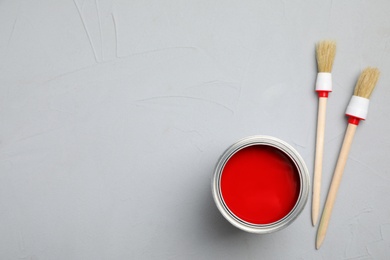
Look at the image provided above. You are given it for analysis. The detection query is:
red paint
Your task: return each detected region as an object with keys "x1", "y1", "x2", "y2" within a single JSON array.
[{"x1": 220, "y1": 145, "x2": 300, "y2": 225}]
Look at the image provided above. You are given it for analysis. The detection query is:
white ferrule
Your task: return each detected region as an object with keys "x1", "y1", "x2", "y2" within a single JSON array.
[
  {"x1": 345, "y1": 95, "x2": 370, "y2": 120},
  {"x1": 315, "y1": 72, "x2": 332, "y2": 92}
]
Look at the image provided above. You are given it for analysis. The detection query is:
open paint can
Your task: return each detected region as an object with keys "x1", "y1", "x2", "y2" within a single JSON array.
[{"x1": 212, "y1": 136, "x2": 310, "y2": 233}]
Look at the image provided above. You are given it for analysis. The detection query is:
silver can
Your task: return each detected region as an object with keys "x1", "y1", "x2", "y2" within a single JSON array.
[{"x1": 212, "y1": 136, "x2": 310, "y2": 234}]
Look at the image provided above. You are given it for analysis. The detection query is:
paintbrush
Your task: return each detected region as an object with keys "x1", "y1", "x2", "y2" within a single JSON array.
[
  {"x1": 312, "y1": 40, "x2": 336, "y2": 226},
  {"x1": 316, "y1": 67, "x2": 380, "y2": 249}
]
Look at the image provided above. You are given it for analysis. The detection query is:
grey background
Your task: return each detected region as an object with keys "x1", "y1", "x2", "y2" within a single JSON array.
[{"x1": 0, "y1": 0, "x2": 389, "y2": 259}]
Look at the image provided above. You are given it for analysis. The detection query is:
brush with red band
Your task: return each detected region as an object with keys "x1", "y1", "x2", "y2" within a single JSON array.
[
  {"x1": 312, "y1": 40, "x2": 336, "y2": 226},
  {"x1": 316, "y1": 67, "x2": 380, "y2": 249}
]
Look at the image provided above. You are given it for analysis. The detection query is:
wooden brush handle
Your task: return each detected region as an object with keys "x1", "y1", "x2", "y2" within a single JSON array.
[
  {"x1": 312, "y1": 97, "x2": 327, "y2": 226},
  {"x1": 316, "y1": 123, "x2": 357, "y2": 249}
]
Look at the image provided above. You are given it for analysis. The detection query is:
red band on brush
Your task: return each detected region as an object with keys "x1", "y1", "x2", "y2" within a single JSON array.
[
  {"x1": 348, "y1": 116, "x2": 361, "y2": 125},
  {"x1": 317, "y1": 91, "x2": 330, "y2": 98}
]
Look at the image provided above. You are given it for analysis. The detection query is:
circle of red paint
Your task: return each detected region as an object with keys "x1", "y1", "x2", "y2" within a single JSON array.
[{"x1": 220, "y1": 145, "x2": 301, "y2": 225}]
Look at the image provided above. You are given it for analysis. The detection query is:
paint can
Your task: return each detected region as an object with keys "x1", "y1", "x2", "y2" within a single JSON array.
[{"x1": 212, "y1": 136, "x2": 310, "y2": 233}]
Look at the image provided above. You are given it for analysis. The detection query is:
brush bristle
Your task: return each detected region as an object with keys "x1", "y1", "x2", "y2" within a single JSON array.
[
  {"x1": 316, "y1": 40, "x2": 336, "y2": 73},
  {"x1": 353, "y1": 67, "x2": 380, "y2": 99}
]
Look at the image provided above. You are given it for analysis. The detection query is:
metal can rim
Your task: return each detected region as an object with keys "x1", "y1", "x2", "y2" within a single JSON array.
[{"x1": 212, "y1": 135, "x2": 310, "y2": 234}]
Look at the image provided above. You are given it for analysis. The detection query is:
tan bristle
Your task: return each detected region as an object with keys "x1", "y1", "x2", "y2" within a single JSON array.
[
  {"x1": 316, "y1": 40, "x2": 336, "y2": 73},
  {"x1": 353, "y1": 67, "x2": 380, "y2": 99}
]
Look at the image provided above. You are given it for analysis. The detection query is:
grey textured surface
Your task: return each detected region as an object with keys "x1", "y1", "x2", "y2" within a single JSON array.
[{"x1": 0, "y1": 0, "x2": 389, "y2": 259}]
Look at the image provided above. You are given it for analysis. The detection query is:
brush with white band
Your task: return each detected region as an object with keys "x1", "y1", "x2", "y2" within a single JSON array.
[
  {"x1": 316, "y1": 67, "x2": 380, "y2": 249},
  {"x1": 312, "y1": 41, "x2": 336, "y2": 226}
]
